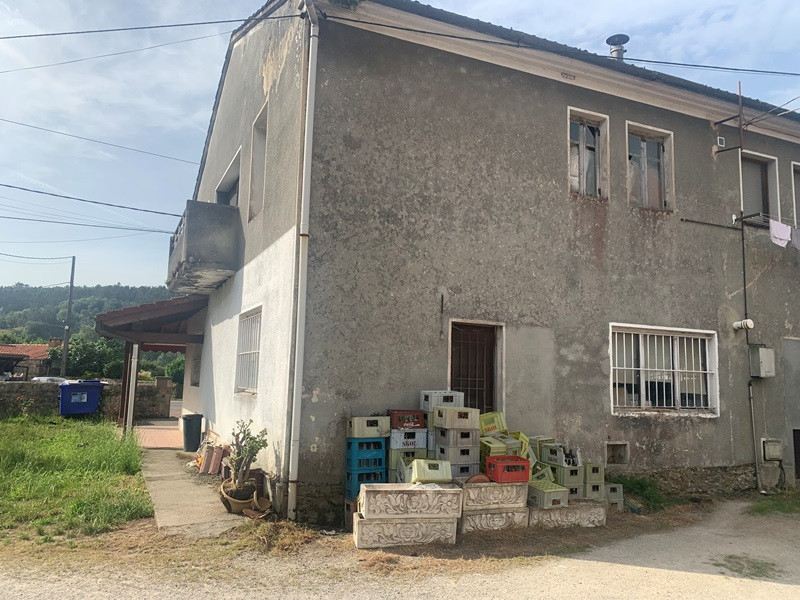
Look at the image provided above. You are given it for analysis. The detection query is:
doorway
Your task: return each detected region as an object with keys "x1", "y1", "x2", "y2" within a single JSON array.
[{"x1": 450, "y1": 322, "x2": 497, "y2": 413}]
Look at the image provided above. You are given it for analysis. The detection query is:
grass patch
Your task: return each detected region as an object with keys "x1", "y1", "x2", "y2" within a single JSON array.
[
  {"x1": 0, "y1": 415, "x2": 153, "y2": 536},
  {"x1": 248, "y1": 520, "x2": 319, "y2": 555},
  {"x1": 748, "y1": 488, "x2": 800, "y2": 515},
  {"x1": 607, "y1": 475, "x2": 668, "y2": 511},
  {"x1": 712, "y1": 554, "x2": 783, "y2": 580}
]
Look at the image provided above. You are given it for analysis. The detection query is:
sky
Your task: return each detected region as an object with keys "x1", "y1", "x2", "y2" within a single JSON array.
[{"x1": 0, "y1": 0, "x2": 798, "y2": 288}]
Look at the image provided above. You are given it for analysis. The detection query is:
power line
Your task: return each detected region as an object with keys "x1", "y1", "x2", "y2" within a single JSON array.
[
  {"x1": 0, "y1": 183, "x2": 182, "y2": 217},
  {"x1": 322, "y1": 14, "x2": 800, "y2": 79},
  {"x1": 0, "y1": 215, "x2": 172, "y2": 233},
  {"x1": 0, "y1": 118, "x2": 199, "y2": 165},
  {"x1": 623, "y1": 57, "x2": 800, "y2": 78},
  {"x1": 0, "y1": 30, "x2": 233, "y2": 75},
  {"x1": 0, "y1": 257, "x2": 72, "y2": 265},
  {"x1": 0, "y1": 194, "x2": 141, "y2": 228},
  {"x1": 0, "y1": 14, "x2": 302, "y2": 41},
  {"x1": 0, "y1": 251, "x2": 73, "y2": 260},
  {"x1": 0, "y1": 232, "x2": 150, "y2": 244}
]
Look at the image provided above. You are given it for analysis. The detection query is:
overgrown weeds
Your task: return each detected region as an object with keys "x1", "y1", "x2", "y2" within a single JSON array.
[
  {"x1": 607, "y1": 475, "x2": 669, "y2": 511},
  {"x1": 748, "y1": 488, "x2": 800, "y2": 515},
  {"x1": 0, "y1": 415, "x2": 153, "y2": 539},
  {"x1": 249, "y1": 520, "x2": 319, "y2": 555}
]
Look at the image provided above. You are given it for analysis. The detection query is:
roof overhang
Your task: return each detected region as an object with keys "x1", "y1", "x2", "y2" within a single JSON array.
[{"x1": 95, "y1": 295, "x2": 208, "y2": 351}]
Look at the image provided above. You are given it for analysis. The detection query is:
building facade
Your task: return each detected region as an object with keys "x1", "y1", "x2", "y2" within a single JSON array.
[{"x1": 169, "y1": 0, "x2": 800, "y2": 523}]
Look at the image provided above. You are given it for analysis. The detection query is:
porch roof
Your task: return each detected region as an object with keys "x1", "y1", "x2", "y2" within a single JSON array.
[{"x1": 94, "y1": 295, "x2": 208, "y2": 352}]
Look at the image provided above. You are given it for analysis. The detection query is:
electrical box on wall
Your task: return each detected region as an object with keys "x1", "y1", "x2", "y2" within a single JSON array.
[
  {"x1": 762, "y1": 438, "x2": 783, "y2": 461},
  {"x1": 749, "y1": 347, "x2": 776, "y2": 378}
]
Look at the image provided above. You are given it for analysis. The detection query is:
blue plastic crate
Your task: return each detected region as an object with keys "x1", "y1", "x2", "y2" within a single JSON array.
[
  {"x1": 345, "y1": 469, "x2": 386, "y2": 500},
  {"x1": 346, "y1": 437, "x2": 386, "y2": 470}
]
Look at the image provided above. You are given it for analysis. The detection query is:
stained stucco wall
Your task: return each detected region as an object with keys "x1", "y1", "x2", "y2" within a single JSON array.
[
  {"x1": 182, "y1": 0, "x2": 306, "y2": 507},
  {"x1": 297, "y1": 21, "x2": 800, "y2": 522}
]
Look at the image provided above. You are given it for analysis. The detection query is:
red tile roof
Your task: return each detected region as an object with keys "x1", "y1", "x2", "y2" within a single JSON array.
[{"x1": 0, "y1": 344, "x2": 52, "y2": 361}]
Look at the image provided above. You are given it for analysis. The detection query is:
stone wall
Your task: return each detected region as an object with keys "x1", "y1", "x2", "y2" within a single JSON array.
[
  {"x1": 609, "y1": 463, "x2": 757, "y2": 497},
  {"x1": 0, "y1": 381, "x2": 171, "y2": 420}
]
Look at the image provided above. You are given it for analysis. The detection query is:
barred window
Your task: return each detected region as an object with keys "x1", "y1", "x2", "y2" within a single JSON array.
[
  {"x1": 235, "y1": 310, "x2": 261, "y2": 392},
  {"x1": 611, "y1": 324, "x2": 718, "y2": 414}
]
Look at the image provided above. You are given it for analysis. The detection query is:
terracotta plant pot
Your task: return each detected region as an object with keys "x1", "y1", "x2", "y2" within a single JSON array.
[{"x1": 220, "y1": 479, "x2": 258, "y2": 514}]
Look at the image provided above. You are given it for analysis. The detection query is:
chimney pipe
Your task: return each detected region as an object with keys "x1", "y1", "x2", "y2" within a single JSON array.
[{"x1": 605, "y1": 34, "x2": 630, "y2": 60}]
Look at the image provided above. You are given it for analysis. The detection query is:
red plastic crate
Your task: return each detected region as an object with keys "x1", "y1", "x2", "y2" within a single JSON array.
[
  {"x1": 485, "y1": 455, "x2": 530, "y2": 483},
  {"x1": 387, "y1": 409, "x2": 425, "y2": 429}
]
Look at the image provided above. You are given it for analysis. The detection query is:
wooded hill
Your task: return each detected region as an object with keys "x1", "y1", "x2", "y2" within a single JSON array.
[{"x1": 0, "y1": 283, "x2": 174, "y2": 342}]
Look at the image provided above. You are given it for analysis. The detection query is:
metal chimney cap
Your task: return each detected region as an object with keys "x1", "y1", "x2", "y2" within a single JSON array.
[{"x1": 605, "y1": 34, "x2": 630, "y2": 46}]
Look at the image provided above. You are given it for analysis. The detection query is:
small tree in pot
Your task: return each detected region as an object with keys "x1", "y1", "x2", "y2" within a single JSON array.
[{"x1": 220, "y1": 420, "x2": 268, "y2": 510}]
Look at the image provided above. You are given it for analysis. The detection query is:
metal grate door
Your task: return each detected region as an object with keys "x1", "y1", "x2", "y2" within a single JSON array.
[{"x1": 450, "y1": 323, "x2": 495, "y2": 413}]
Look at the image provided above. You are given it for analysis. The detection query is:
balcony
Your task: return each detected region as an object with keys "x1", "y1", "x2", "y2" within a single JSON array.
[{"x1": 167, "y1": 200, "x2": 240, "y2": 294}]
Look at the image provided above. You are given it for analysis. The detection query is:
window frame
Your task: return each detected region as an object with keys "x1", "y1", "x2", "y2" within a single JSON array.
[
  {"x1": 567, "y1": 107, "x2": 609, "y2": 200},
  {"x1": 235, "y1": 308, "x2": 262, "y2": 393},
  {"x1": 739, "y1": 150, "x2": 780, "y2": 225},
  {"x1": 215, "y1": 147, "x2": 242, "y2": 207},
  {"x1": 626, "y1": 121, "x2": 674, "y2": 211},
  {"x1": 609, "y1": 323, "x2": 719, "y2": 418},
  {"x1": 248, "y1": 102, "x2": 269, "y2": 221}
]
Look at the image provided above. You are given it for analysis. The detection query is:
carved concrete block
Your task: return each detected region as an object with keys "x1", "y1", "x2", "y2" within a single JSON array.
[
  {"x1": 353, "y1": 514, "x2": 458, "y2": 549},
  {"x1": 458, "y1": 508, "x2": 529, "y2": 534},
  {"x1": 528, "y1": 500, "x2": 607, "y2": 528},
  {"x1": 358, "y1": 483, "x2": 463, "y2": 519},
  {"x1": 455, "y1": 478, "x2": 528, "y2": 511}
]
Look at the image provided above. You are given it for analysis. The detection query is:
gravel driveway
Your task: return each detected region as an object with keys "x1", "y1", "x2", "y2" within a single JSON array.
[{"x1": 2, "y1": 500, "x2": 797, "y2": 599}]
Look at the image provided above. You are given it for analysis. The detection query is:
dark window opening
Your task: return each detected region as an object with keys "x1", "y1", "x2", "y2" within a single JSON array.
[{"x1": 450, "y1": 323, "x2": 496, "y2": 413}]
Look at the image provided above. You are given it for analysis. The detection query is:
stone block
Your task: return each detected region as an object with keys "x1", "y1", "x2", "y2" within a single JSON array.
[
  {"x1": 455, "y1": 479, "x2": 528, "y2": 511},
  {"x1": 528, "y1": 500, "x2": 607, "y2": 528},
  {"x1": 353, "y1": 514, "x2": 457, "y2": 549},
  {"x1": 358, "y1": 483, "x2": 462, "y2": 519},
  {"x1": 458, "y1": 508, "x2": 529, "y2": 533}
]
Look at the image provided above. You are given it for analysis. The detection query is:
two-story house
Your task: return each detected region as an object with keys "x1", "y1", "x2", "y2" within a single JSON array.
[{"x1": 166, "y1": 0, "x2": 800, "y2": 524}]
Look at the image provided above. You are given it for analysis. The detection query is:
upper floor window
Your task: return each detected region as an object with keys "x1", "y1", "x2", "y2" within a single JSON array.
[
  {"x1": 627, "y1": 123, "x2": 673, "y2": 210},
  {"x1": 249, "y1": 103, "x2": 269, "y2": 221},
  {"x1": 216, "y1": 148, "x2": 241, "y2": 207},
  {"x1": 741, "y1": 151, "x2": 779, "y2": 225},
  {"x1": 568, "y1": 108, "x2": 608, "y2": 199},
  {"x1": 235, "y1": 309, "x2": 261, "y2": 392},
  {"x1": 793, "y1": 162, "x2": 800, "y2": 226},
  {"x1": 611, "y1": 323, "x2": 718, "y2": 415}
]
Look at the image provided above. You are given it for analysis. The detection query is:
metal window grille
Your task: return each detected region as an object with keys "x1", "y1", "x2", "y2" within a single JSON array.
[
  {"x1": 235, "y1": 312, "x2": 261, "y2": 391},
  {"x1": 569, "y1": 120, "x2": 600, "y2": 197},
  {"x1": 628, "y1": 132, "x2": 666, "y2": 209},
  {"x1": 450, "y1": 323, "x2": 495, "y2": 413},
  {"x1": 612, "y1": 327, "x2": 714, "y2": 412}
]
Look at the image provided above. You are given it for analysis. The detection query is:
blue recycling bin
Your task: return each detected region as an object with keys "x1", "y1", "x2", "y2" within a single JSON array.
[{"x1": 58, "y1": 379, "x2": 106, "y2": 416}]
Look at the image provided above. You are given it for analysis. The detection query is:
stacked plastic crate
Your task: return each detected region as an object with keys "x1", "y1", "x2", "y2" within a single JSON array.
[
  {"x1": 429, "y1": 396, "x2": 480, "y2": 480},
  {"x1": 344, "y1": 415, "x2": 390, "y2": 526},
  {"x1": 387, "y1": 409, "x2": 427, "y2": 482},
  {"x1": 542, "y1": 442, "x2": 584, "y2": 502},
  {"x1": 478, "y1": 412, "x2": 522, "y2": 472}
]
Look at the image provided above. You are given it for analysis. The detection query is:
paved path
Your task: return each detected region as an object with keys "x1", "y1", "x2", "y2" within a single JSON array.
[{"x1": 140, "y1": 448, "x2": 242, "y2": 537}]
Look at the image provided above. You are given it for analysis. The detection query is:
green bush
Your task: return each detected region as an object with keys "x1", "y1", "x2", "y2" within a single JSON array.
[{"x1": 607, "y1": 475, "x2": 668, "y2": 511}]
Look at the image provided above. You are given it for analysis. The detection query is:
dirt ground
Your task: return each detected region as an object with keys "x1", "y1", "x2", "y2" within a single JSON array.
[{"x1": 1, "y1": 496, "x2": 798, "y2": 599}]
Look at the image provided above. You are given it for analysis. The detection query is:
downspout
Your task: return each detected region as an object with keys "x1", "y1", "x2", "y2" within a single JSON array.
[{"x1": 287, "y1": 2, "x2": 319, "y2": 521}]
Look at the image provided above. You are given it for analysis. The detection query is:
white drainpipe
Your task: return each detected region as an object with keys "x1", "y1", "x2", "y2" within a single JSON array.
[{"x1": 287, "y1": 3, "x2": 319, "y2": 521}]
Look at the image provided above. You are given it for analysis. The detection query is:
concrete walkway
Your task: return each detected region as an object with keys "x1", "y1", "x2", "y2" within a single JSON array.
[{"x1": 140, "y1": 449, "x2": 243, "y2": 538}]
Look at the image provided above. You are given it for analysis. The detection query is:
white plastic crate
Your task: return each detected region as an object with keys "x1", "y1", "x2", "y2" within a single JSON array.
[
  {"x1": 419, "y1": 390, "x2": 465, "y2": 412},
  {"x1": 435, "y1": 427, "x2": 480, "y2": 447},
  {"x1": 432, "y1": 406, "x2": 480, "y2": 429},
  {"x1": 435, "y1": 444, "x2": 480, "y2": 464},
  {"x1": 389, "y1": 428, "x2": 427, "y2": 449},
  {"x1": 347, "y1": 416, "x2": 390, "y2": 438},
  {"x1": 427, "y1": 430, "x2": 435, "y2": 452}
]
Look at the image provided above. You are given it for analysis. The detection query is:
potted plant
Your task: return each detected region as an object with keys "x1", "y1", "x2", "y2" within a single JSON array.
[{"x1": 220, "y1": 419, "x2": 268, "y2": 514}]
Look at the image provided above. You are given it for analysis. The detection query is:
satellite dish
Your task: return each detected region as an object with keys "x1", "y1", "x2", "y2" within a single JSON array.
[{"x1": 605, "y1": 34, "x2": 630, "y2": 46}]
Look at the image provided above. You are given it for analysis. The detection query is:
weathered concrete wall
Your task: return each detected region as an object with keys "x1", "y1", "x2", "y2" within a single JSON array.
[
  {"x1": 296, "y1": 22, "x2": 800, "y2": 522},
  {"x1": 186, "y1": 0, "x2": 306, "y2": 511},
  {"x1": 0, "y1": 381, "x2": 169, "y2": 420}
]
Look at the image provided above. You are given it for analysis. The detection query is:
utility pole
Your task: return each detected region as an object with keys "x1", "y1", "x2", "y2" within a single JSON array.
[{"x1": 60, "y1": 256, "x2": 75, "y2": 377}]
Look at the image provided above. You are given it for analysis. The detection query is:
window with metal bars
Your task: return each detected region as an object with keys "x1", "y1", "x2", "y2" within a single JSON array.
[
  {"x1": 235, "y1": 310, "x2": 261, "y2": 392},
  {"x1": 450, "y1": 323, "x2": 496, "y2": 413},
  {"x1": 610, "y1": 325, "x2": 718, "y2": 414}
]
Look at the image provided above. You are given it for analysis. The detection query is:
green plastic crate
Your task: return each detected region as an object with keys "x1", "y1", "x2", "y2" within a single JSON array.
[
  {"x1": 551, "y1": 464, "x2": 584, "y2": 487},
  {"x1": 388, "y1": 448, "x2": 427, "y2": 470},
  {"x1": 584, "y1": 462, "x2": 604, "y2": 484},
  {"x1": 397, "y1": 457, "x2": 452, "y2": 484},
  {"x1": 583, "y1": 482, "x2": 604, "y2": 501},
  {"x1": 528, "y1": 479, "x2": 569, "y2": 509},
  {"x1": 479, "y1": 411, "x2": 508, "y2": 436}
]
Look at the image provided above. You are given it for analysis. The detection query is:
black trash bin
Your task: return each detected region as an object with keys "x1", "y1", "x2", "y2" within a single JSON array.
[{"x1": 181, "y1": 413, "x2": 204, "y2": 452}]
